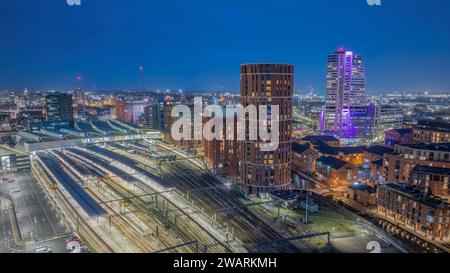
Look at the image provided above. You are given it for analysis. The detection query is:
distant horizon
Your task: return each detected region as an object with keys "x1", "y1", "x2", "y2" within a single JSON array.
[{"x1": 3, "y1": 88, "x2": 450, "y2": 96}]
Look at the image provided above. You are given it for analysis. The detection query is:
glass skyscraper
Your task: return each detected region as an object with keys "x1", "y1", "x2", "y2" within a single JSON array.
[{"x1": 321, "y1": 49, "x2": 370, "y2": 144}]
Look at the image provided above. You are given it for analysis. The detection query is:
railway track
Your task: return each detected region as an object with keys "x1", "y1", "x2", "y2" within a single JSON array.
[
  {"x1": 63, "y1": 147, "x2": 230, "y2": 253},
  {"x1": 110, "y1": 141, "x2": 300, "y2": 253},
  {"x1": 32, "y1": 161, "x2": 114, "y2": 253}
]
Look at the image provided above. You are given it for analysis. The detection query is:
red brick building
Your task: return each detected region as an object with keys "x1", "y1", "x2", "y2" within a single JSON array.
[
  {"x1": 203, "y1": 112, "x2": 239, "y2": 178},
  {"x1": 240, "y1": 64, "x2": 293, "y2": 195},
  {"x1": 347, "y1": 183, "x2": 377, "y2": 206},
  {"x1": 411, "y1": 165, "x2": 450, "y2": 201},
  {"x1": 383, "y1": 143, "x2": 450, "y2": 184},
  {"x1": 384, "y1": 128, "x2": 413, "y2": 147},
  {"x1": 378, "y1": 183, "x2": 450, "y2": 242},
  {"x1": 315, "y1": 156, "x2": 358, "y2": 187},
  {"x1": 115, "y1": 100, "x2": 149, "y2": 124},
  {"x1": 412, "y1": 127, "x2": 450, "y2": 144},
  {"x1": 292, "y1": 142, "x2": 320, "y2": 174}
]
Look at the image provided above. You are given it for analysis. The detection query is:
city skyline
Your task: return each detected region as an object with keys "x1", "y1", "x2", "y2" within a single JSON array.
[
  {"x1": 1, "y1": 0, "x2": 450, "y2": 92},
  {"x1": 2, "y1": 0, "x2": 450, "y2": 258}
]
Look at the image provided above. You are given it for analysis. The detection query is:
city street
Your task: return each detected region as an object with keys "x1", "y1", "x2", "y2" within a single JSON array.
[
  {"x1": 0, "y1": 170, "x2": 69, "y2": 253},
  {"x1": 0, "y1": 198, "x2": 14, "y2": 251}
]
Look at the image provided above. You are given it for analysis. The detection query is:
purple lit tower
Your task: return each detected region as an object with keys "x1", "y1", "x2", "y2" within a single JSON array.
[{"x1": 321, "y1": 48, "x2": 371, "y2": 144}]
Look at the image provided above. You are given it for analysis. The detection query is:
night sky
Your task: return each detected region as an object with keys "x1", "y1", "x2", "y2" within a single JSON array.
[{"x1": 1, "y1": 0, "x2": 450, "y2": 93}]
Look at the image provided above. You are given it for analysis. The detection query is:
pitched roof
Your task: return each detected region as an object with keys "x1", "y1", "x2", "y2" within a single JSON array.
[
  {"x1": 412, "y1": 165, "x2": 450, "y2": 176},
  {"x1": 316, "y1": 156, "x2": 349, "y2": 170},
  {"x1": 400, "y1": 143, "x2": 450, "y2": 152},
  {"x1": 365, "y1": 145, "x2": 394, "y2": 157},
  {"x1": 337, "y1": 146, "x2": 367, "y2": 155},
  {"x1": 392, "y1": 128, "x2": 412, "y2": 134},
  {"x1": 314, "y1": 145, "x2": 339, "y2": 156},
  {"x1": 371, "y1": 159, "x2": 384, "y2": 167},
  {"x1": 383, "y1": 183, "x2": 450, "y2": 209},
  {"x1": 301, "y1": 135, "x2": 339, "y2": 145},
  {"x1": 292, "y1": 142, "x2": 311, "y2": 154}
]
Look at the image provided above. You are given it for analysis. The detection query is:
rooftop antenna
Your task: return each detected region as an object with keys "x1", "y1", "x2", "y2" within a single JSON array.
[
  {"x1": 76, "y1": 75, "x2": 86, "y2": 120},
  {"x1": 76, "y1": 75, "x2": 82, "y2": 90},
  {"x1": 139, "y1": 66, "x2": 147, "y2": 100}
]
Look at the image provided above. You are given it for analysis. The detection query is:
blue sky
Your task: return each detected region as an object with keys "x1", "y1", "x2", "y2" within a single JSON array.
[{"x1": 0, "y1": 0, "x2": 449, "y2": 93}]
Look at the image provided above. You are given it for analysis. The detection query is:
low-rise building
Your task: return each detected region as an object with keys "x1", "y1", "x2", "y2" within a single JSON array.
[
  {"x1": 299, "y1": 135, "x2": 340, "y2": 147},
  {"x1": 413, "y1": 127, "x2": 450, "y2": 144},
  {"x1": 292, "y1": 142, "x2": 320, "y2": 174},
  {"x1": 313, "y1": 143, "x2": 366, "y2": 165},
  {"x1": 203, "y1": 112, "x2": 239, "y2": 178},
  {"x1": 0, "y1": 145, "x2": 30, "y2": 173},
  {"x1": 336, "y1": 146, "x2": 366, "y2": 165},
  {"x1": 369, "y1": 159, "x2": 384, "y2": 186},
  {"x1": 364, "y1": 145, "x2": 394, "y2": 163},
  {"x1": 411, "y1": 165, "x2": 450, "y2": 201},
  {"x1": 384, "y1": 128, "x2": 413, "y2": 147},
  {"x1": 378, "y1": 183, "x2": 450, "y2": 242},
  {"x1": 115, "y1": 100, "x2": 149, "y2": 124},
  {"x1": 383, "y1": 143, "x2": 450, "y2": 184},
  {"x1": 347, "y1": 183, "x2": 377, "y2": 206},
  {"x1": 315, "y1": 156, "x2": 358, "y2": 187}
]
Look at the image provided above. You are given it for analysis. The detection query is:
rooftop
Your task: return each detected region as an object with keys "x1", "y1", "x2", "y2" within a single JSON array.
[
  {"x1": 383, "y1": 183, "x2": 450, "y2": 209},
  {"x1": 365, "y1": 145, "x2": 394, "y2": 157},
  {"x1": 387, "y1": 128, "x2": 412, "y2": 135},
  {"x1": 301, "y1": 135, "x2": 339, "y2": 145},
  {"x1": 417, "y1": 119, "x2": 450, "y2": 130},
  {"x1": 399, "y1": 143, "x2": 450, "y2": 152},
  {"x1": 337, "y1": 146, "x2": 367, "y2": 155},
  {"x1": 349, "y1": 183, "x2": 377, "y2": 194},
  {"x1": 371, "y1": 159, "x2": 384, "y2": 167},
  {"x1": 292, "y1": 142, "x2": 311, "y2": 154},
  {"x1": 314, "y1": 145, "x2": 339, "y2": 156},
  {"x1": 0, "y1": 145, "x2": 27, "y2": 157},
  {"x1": 412, "y1": 165, "x2": 450, "y2": 176},
  {"x1": 414, "y1": 126, "x2": 450, "y2": 133},
  {"x1": 316, "y1": 156, "x2": 349, "y2": 170}
]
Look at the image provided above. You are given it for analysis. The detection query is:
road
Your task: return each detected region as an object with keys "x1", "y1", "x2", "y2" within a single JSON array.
[{"x1": 0, "y1": 170, "x2": 69, "y2": 253}]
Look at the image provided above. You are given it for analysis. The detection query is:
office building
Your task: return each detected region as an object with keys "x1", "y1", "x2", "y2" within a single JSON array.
[
  {"x1": 45, "y1": 93, "x2": 74, "y2": 123},
  {"x1": 144, "y1": 103, "x2": 165, "y2": 131},
  {"x1": 321, "y1": 49, "x2": 367, "y2": 144},
  {"x1": 372, "y1": 104, "x2": 404, "y2": 141}
]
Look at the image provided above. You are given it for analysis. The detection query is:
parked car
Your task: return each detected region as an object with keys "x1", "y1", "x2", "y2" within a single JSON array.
[
  {"x1": 10, "y1": 188, "x2": 20, "y2": 194},
  {"x1": 35, "y1": 246, "x2": 52, "y2": 253}
]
